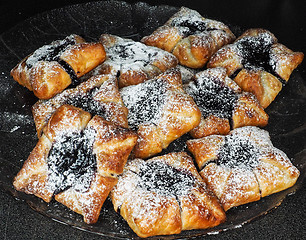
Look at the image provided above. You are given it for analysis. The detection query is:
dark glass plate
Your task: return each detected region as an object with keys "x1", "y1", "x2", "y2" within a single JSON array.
[{"x1": 0, "y1": 1, "x2": 305, "y2": 239}]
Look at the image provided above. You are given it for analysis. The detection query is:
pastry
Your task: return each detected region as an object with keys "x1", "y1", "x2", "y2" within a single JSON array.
[
  {"x1": 187, "y1": 126, "x2": 300, "y2": 211},
  {"x1": 177, "y1": 64, "x2": 199, "y2": 84},
  {"x1": 207, "y1": 28, "x2": 304, "y2": 108},
  {"x1": 184, "y1": 67, "x2": 268, "y2": 139},
  {"x1": 32, "y1": 74, "x2": 128, "y2": 137},
  {"x1": 110, "y1": 152, "x2": 226, "y2": 238},
  {"x1": 11, "y1": 34, "x2": 106, "y2": 99},
  {"x1": 120, "y1": 68, "x2": 201, "y2": 158},
  {"x1": 13, "y1": 105, "x2": 137, "y2": 224},
  {"x1": 83, "y1": 34, "x2": 178, "y2": 88},
  {"x1": 141, "y1": 7, "x2": 235, "y2": 68}
]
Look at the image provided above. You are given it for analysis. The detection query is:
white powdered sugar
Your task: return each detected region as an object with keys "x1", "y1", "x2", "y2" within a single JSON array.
[
  {"x1": 47, "y1": 127, "x2": 97, "y2": 194},
  {"x1": 104, "y1": 38, "x2": 175, "y2": 74},
  {"x1": 184, "y1": 68, "x2": 238, "y2": 119},
  {"x1": 198, "y1": 126, "x2": 299, "y2": 209},
  {"x1": 26, "y1": 35, "x2": 77, "y2": 68},
  {"x1": 217, "y1": 128, "x2": 261, "y2": 170},
  {"x1": 235, "y1": 31, "x2": 277, "y2": 73},
  {"x1": 120, "y1": 78, "x2": 167, "y2": 130}
]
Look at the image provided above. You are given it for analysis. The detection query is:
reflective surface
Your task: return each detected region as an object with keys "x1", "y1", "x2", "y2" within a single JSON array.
[{"x1": 0, "y1": 1, "x2": 305, "y2": 239}]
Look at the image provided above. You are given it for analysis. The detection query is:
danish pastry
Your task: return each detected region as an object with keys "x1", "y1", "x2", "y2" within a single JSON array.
[
  {"x1": 13, "y1": 105, "x2": 137, "y2": 224},
  {"x1": 83, "y1": 34, "x2": 178, "y2": 88},
  {"x1": 141, "y1": 7, "x2": 235, "y2": 68},
  {"x1": 184, "y1": 67, "x2": 268, "y2": 139},
  {"x1": 110, "y1": 152, "x2": 226, "y2": 238},
  {"x1": 207, "y1": 29, "x2": 304, "y2": 108},
  {"x1": 120, "y1": 68, "x2": 201, "y2": 158},
  {"x1": 187, "y1": 126, "x2": 300, "y2": 211},
  {"x1": 11, "y1": 34, "x2": 106, "y2": 99},
  {"x1": 32, "y1": 74, "x2": 128, "y2": 137}
]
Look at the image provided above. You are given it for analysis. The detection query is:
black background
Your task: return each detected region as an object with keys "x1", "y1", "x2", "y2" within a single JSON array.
[{"x1": 0, "y1": 0, "x2": 305, "y2": 239}]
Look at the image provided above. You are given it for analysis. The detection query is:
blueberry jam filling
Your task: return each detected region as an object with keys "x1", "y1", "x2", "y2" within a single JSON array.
[
  {"x1": 216, "y1": 134, "x2": 259, "y2": 170},
  {"x1": 120, "y1": 79, "x2": 167, "y2": 130},
  {"x1": 171, "y1": 19, "x2": 219, "y2": 37},
  {"x1": 58, "y1": 59, "x2": 78, "y2": 85},
  {"x1": 47, "y1": 128, "x2": 97, "y2": 194},
  {"x1": 138, "y1": 162, "x2": 196, "y2": 196},
  {"x1": 26, "y1": 35, "x2": 77, "y2": 82},
  {"x1": 185, "y1": 76, "x2": 238, "y2": 119},
  {"x1": 66, "y1": 87, "x2": 107, "y2": 118},
  {"x1": 236, "y1": 35, "x2": 284, "y2": 82}
]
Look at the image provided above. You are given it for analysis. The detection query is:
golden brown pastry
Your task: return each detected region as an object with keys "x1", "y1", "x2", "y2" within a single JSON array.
[
  {"x1": 184, "y1": 67, "x2": 268, "y2": 139},
  {"x1": 187, "y1": 126, "x2": 300, "y2": 211},
  {"x1": 207, "y1": 28, "x2": 304, "y2": 108},
  {"x1": 120, "y1": 68, "x2": 201, "y2": 158},
  {"x1": 110, "y1": 152, "x2": 226, "y2": 238},
  {"x1": 141, "y1": 7, "x2": 235, "y2": 68},
  {"x1": 13, "y1": 105, "x2": 137, "y2": 224},
  {"x1": 83, "y1": 34, "x2": 178, "y2": 88},
  {"x1": 32, "y1": 74, "x2": 128, "y2": 137},
  {"x1": 11, "y1": 34, "x2": 106, "y2": 99}
]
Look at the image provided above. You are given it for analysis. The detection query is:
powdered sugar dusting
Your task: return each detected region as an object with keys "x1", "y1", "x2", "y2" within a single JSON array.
[
  {"x1": 47, "y1": 127, "x2": 97, "y2": 194},
  {"x1": 104, "y1": 37, "x2": 176, "y2": 75},
  {"x1": 120, "y1": 77, "x2": 167, "y2": 130},
  {"x1": 137, "y1": 160, "x2": 196, "y2": 196},
  {"x1": 214, "y1": 127, "x2": 274, "y2": 170},
  {"x1": 26, "y1": 35, "x2": 77, "y2": 68},
  {"x1": 184, "y1": 68, "x2": 238, "y2": 119},
  {"x1": 217, "y1": 130, "x2": 259, "y2": 170},
  {"x1": 236, "y1": 32, "x2": 277, "y2": 73},
  {"x1": 197, "y1": 126, "x2": 299, "y2": 210}
]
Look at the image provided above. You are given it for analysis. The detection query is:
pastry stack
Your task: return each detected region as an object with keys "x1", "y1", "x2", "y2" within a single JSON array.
[{"x1": 11, "y1": 7, "x2": 303, "y2": 238}]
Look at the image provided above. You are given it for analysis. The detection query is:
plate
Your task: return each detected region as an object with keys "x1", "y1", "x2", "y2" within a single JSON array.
[{"x1": 0, "y1": 1, "x2": 305, "y2": 239}]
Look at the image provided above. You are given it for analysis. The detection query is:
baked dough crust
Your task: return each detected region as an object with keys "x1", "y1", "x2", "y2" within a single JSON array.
[
  {"x1": 84, "y1": 34, "x2": 179, "y2": 88},
  {"x1": 207, "y1": 28, "x2": 304, "y2": 108},
  {"x1": 184, "y1": 67, "x2": 268, "y2": 139},
  {"x1": 120, "y1": 68, "x2": 201, "y2": 158},
  {"x1": 110, "y1": 152, "x2": 226, "y2": 238},
  {"x1": 187, "y1": 126, "x2": 300, "y2": 211},
  {"x1": 11, "y1": 34, "x2": 106, "y2": 99},
  {"x1": 141, "y1": 7, "x2": 235, "y2": 68},
  {"x1": 32, "y1": 74, "x2": 128, "y2": 137},
  {"x1": 13, "y1": 105, "x2": 137, "y2": 224}
]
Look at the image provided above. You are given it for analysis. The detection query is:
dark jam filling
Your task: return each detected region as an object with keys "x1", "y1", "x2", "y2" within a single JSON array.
[
  {"x1": 236, "y1": 35, "x2": 283, "y2": 82},
  {"x1": 171, "y1": 19, "x2": 219, "y2": 36},
  {"x1": 26, "y1": 36, "x2": 78, "y2": 83},
  {"x1": 138, "y1": 162, "x2": 196, "y2": 196},
  {"x1": 58, "y1": 59, "x2": 78, "y2": 85},
  {"x1": 121, "y1": 79, "x2": 167, "y2": 130},
  {"x1": 47, "y1": 128, "x2": 97, "y2": 194},
  {"x1": 66, "y1": 87, "x2": 107, "y2": 118},
  {"x1": 185, "y1": 76, "x2": 238, "y2": 119},
  {"x1": 216, "y1": 135, "x2": 259, "y2": 170}
]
